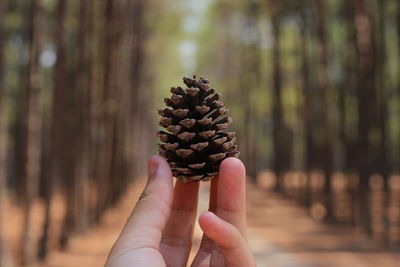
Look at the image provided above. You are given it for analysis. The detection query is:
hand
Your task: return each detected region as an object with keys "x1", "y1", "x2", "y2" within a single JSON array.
[{"x1": 105, "y1": 156, "x2": 256, "y2": 267}]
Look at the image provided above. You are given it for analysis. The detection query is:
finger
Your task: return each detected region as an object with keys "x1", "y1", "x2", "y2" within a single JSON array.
[
  {"x1": 199, "y1": 212, "x2": 256, "y2": 267},
  {"x1": 160, "y1": 180, "x2": 200, "y2": 267},
  {"x1": 107, "y1": 156, "x2": 173, "y2": 263},
  {"x1": 191, "y1": 177, "x2": 218, "y2": 267},
  {"x1": 216, "y1": 158, "x2": 247, "y2": 237}
]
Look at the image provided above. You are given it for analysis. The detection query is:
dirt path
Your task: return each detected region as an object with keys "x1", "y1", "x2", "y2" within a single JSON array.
[
  {"x1": 245, "y1": 183, "x2": 400, "y2": 267},
  {"x1": 29, "y1": 180, "x2": 400, "y2": 267}
]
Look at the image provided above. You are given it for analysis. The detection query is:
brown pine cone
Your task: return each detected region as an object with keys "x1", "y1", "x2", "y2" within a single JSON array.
[{"x1": 157, "y1": 76, "x2": 239, "y2": 182}]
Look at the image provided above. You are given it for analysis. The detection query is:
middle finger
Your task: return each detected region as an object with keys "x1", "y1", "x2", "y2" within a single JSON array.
[
  {"x1": 160, "y1": 180, "x2": 200, "y2": 267},
  {"x1": 191, "y1": 177, "x2": 218, "y2": 266}
]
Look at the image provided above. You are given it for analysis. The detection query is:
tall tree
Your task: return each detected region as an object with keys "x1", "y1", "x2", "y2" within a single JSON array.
[
  {"x1": 375, "y1": 0, "x2": 388, "y2": 180},
  {"x1": 58, "y1": 0, "x2": 96, "y2": 240},
  {"x1": 95, "y1": 0, "x2": 118, "y2": 217},
  {"x1": 298, "y1": 1, "x2": 314, "y2": 207},
  {"x1": 352, "y1": 0, "x2": 375, "y2": 233},
  {"x1": 129, "y1": 0, "x2": 146, "y2": 180},
  {"x1": 338, "y1": 0, "x2": 356, "y2": 173},
  {"x1": 0, "y1": 1, "x2": 14, "y2": 266},
  {"x1": 338, "y1": 0, "x2": 360, "y2": 226},
  {"x1": 38, "y1": 0, "x2": 67, "y2": 258},
  {"x1": 299, "y1": 2, "x2": 314, "y2": 175},
  {"x1": 314, "y1": 0, "x2": 336, "y2": 220},
  {"x1": 270, "y1": 9, "x2": 287, "y2": 191},
  {"x1": 240, "y1": 0, "x2": 261, "y2": 178},
  {"x1": 74, "y1": 0, "x2": 91, "y2": 234},
  {"x1": 21, "y1": 0, "x2": 45, "y2": 263},
  {"x1": 397, "y1": 0, "x2": 400, "y2": 170}
]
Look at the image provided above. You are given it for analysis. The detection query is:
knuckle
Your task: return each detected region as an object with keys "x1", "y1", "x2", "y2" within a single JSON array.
[
  {"x1": 138, "y1": 191, "x2": 150, "y2": 203},
  {"x1": 135, "y1": 190, "x2": 151, "y2": 208}
]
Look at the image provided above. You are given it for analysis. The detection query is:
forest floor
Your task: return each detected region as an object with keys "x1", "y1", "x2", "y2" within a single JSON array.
[{"x1": 6, "y1": 178, "x2": 400, "y2": 267}]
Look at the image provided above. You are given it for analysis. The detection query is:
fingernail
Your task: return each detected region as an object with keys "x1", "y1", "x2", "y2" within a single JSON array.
[{"x1": 148, "y1": 159, "x2": 159, "y2": 177}]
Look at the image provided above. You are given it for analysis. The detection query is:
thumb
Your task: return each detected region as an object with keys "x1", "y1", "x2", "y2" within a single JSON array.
[{"x1": 108, "y1": 156, "x2": 174, "y2": 256}]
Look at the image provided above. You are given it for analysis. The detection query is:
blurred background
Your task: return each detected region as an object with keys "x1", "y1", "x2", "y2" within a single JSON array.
[{"x1": 0, "y1": 0, "x2": 400, "y2": 266}]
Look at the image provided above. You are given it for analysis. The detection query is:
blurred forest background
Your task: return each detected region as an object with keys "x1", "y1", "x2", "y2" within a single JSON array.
[{"x1": 0, "y1": 0, "x2": 400, "y2": 266}]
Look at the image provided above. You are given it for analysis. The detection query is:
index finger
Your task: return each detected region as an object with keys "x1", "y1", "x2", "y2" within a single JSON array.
[
  {"x1": 215, "y1": 157, "x2": 247, "y2": 237},
  {"x1": 107, "y1": 156, "x2": 173, "y2": 259}
]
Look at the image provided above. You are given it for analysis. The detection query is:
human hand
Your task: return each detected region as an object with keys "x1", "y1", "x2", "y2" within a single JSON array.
[{"x1": 105, "y1": 155, "x2": 256, "y2": 267}]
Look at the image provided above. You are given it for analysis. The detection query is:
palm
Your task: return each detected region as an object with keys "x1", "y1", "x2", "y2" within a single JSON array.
[{"x1": 106, "y1": 157, "x2": 255, "y2": 267}]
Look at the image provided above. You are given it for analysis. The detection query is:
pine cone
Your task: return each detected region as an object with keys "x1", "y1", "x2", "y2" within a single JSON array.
[{"x1": 157, "y1": 76, "x2": 239, "y2": 183}]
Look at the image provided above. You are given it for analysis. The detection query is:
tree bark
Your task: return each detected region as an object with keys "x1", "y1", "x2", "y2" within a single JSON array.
[
  {"x1": 271, "y1": 12, "x2": 285, "y2": 191},
  {"x1": 38, "y1": 0, "x2": 67, "y2": 258},
  {"x1": 299, "y1": 3, "x2": 313, "y2": 206},
  {"x1": 339, "y1": 0, "x2": 354, "y2": 173},
  {"x1": 0, "y1": 1, "x2": 14, "y2": 265},
  {"x1": 300, "y1": 8, "x2": 312, "y2": 172},
  {"x1": 21, "y1": 0, "x2": 45, "y2": 263},
  {"x1": 74, "y1": 0, "x2": 91, "y2": 234},
  {"x1": 397, "y1": 0, "x2": 400, "y2": 171},
  {"x1": 353, "y1": 0, "x2": 375, "y2": 233},
  {"x1": 96, "y1": 0, "x2": 120, "y2": 216},
  {"x1": 240, "y1": 2, "x2": 261, "y2": 178},
  {"x1": 314, "y1": 0, "x2": 336, "y2": 221},
  {"x1": 129, "y1": 0, "x2": 145, "y2": 180},
  {"x1": 375, "y1": 0, "x2": 388, "y2": 180}
]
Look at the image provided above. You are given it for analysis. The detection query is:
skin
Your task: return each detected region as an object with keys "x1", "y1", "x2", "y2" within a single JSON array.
[{"x1": 105, "y1": 156, "x2": 256, "y2": 267}]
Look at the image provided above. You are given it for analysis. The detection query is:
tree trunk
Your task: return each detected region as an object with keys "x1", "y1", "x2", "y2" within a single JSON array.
[
  {"x1": 96, "y1": 0, "x2": 120, "y2": 216},
  {"x1": 353, "y1": 0, "x2": 375, "y2": 233},
  {"x1": 129, "y1": 0, "x2": 145, "y2": 179},
  {"x1": 271, "y1": 13, "x2": 285, "y2": 191},
  {"x1": 314, "y1": 0, "x2": 335, "y2": 221},
  {"x1": 240, "y1": 2, "x2": 260, "y2": 178},
  {"x1": 299, "y1": 4, "x2": 312, "y2": 206},
  {"x1": 0, "y1": 1, "x2": 14, "y2": 265},
  {"x1": 38, "y1": 0, "x2": 67, "y2": 257},
  {"x1": 74, "y1": 0, "x2": 91, "y2": 234},
  {"x1": 338, "y1": 0, "x2": 353, "y2": 173},
  {"x1": 112, "y1": 0, "x2": 140, "y2": 202},
  {"x1": 21, "y1": 0, "x2": 45, "y2": 263},
  {"x1": 340, "y1": 0, "x2": 359, "y2": 225},
  {"x1": 397, "y1": 0, "x2": 400, "y2": 171},
  {"x1": 375, "y1": 0, "x2": 388, "y2": 180}
]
